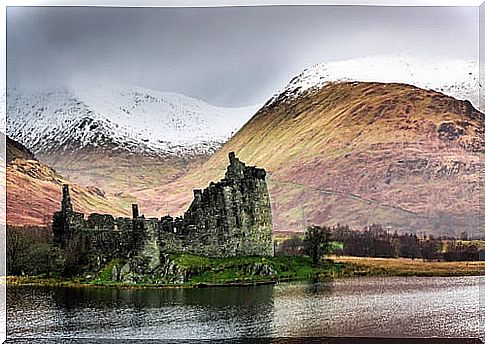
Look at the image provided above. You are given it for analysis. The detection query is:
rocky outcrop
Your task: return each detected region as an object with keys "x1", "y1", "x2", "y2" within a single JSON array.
[{"x1": 6, "y1": 134, "x2": 36, "y2": 163}]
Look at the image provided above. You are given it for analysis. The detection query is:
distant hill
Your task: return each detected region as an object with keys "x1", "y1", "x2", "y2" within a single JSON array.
[
  {"x1": 6, "y1": 83, "x2": 259, "y2": 161},
  {"x1": 6, "y1": 136, "x2": 130, "y2": 227}
]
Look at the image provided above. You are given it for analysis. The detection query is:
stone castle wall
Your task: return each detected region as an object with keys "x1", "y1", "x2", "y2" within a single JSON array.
[{"x1": 52, "y1": 153, "x2": 274, "y2": 271}]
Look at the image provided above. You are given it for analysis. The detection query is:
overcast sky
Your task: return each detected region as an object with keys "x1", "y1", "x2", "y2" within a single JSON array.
[{"x1": 7, "y1": 6, "x2": 478, "y2": 107}]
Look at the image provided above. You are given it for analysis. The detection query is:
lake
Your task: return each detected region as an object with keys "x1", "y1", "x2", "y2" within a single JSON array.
[{"x1": 6, "y1": 276, "x2": 484, "y2": 342}]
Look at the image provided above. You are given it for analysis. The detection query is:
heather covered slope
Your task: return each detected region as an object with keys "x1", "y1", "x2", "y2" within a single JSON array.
[
  {"x1": 144, "y1": 82, "x2": 482, "y2": 236},
  {"x1": 6, "y1": 137, "x2": 130, "y2": 226}
]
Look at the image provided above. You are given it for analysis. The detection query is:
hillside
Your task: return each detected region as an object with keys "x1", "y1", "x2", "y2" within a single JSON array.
[
  {"x1": 141, "y1": 82, "x2": 482, "y2": 236},
  {"x1": 6, "y1": 137, "x2": 130, "y2": 226}
]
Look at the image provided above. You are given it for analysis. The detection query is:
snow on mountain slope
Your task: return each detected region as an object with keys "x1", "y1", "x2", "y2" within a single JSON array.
[
  {"x1": 6, "y1": 82, "x2": 260, "y2": 157},
  {"x1": 268, "y1": 56, "x2": 479, "y2": 108}
]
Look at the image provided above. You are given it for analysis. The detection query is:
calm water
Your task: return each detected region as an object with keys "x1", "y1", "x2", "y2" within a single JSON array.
[{"x1": 6, "y1": 276, "x2": 484, "y2": 341}]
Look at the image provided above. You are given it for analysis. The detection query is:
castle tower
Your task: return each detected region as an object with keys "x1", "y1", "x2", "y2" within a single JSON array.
[
  {"x1": 62, "y1": 184, "x2": 73, "y2": 214},
  {"x1": 184, "y1": 152, "x2": 274, "y2": 257},
  {"x1": 225, "y1": 152, "x2": 245, "y2": 180},
  {"x1": 132, "y1": 204, "x2": 139, "y2": 219},
  {"x1": 53, "y1": 184, "x2": 85, "y2": 250}
]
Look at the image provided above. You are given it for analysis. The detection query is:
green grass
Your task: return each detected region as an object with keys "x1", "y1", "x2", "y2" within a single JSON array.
[
  {"x1": 169, "y1": 254, "x2": 350, "y2": 285},
  {"x1": 331, "y1": 241, "x2": 344, "y2": 250},
  {"x1": 172, "y1": 255, "x2": 275, "y2": 285},
  {"x1": 90, "y1": 258, "x2": 127, "y2": 286},
  {"x1": 7, "y1": 253, "x2": 484, "y2": 289}
]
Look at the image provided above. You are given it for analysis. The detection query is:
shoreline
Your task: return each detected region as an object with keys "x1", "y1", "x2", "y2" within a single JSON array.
[{"x1": 5, "y1": 256, "x2": 484, "y2": 289}]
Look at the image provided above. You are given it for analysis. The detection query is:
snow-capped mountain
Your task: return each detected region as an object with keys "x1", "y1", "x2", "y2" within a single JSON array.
[
  {"x1": 6, "y1": 82, "x2": 260, "y2": 157},
  {"x1": 267, "y1": 56, "x2": 479, "y2": 109}
]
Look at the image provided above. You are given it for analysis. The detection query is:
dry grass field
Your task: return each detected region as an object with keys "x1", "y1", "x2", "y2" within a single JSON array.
[{"x1": 332, "y1": 255, "x2": 484, "y2": 276}]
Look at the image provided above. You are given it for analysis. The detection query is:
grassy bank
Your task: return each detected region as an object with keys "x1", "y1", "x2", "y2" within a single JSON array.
[
  {"x1": 170, "y1": 255, "x2": 352, "y2": 284},
  {"x1": 6, "y1": 255, "x2": 484, "y2": 288},
  {"x1": 84, "y1": 255, "x2": 354, "y2": 287}
]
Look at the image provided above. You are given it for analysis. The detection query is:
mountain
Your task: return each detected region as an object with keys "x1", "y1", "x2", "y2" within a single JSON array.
[
  {"x1": 5, "y1": 136, "x2": 130, "y2": 227},
  {"x1": 6, "y1": 83, "x2": 259, "y2": 197},
  {"x1": 6, "y1": 57, "x2": 481, "y2": 234},
  {"x1": 7, "y1": 83, "x2": 259, "y2": 159},
  {"x1": 142, "y1": 81, "x2": 482, "y2": 236},
  {"x1": 267, "y1": 56, "x2": 479, "y2": 109}
]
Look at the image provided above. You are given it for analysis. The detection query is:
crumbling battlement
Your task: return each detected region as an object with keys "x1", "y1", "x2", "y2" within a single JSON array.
[{"x1": 52, "y1": 152, "x2": 274, "y2": 272}]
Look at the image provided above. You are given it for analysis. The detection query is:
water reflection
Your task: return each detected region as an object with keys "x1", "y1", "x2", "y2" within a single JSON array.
[
  {"x1": 7, "y1": 277, "x2": 483, "y2": 341},
  {"x1": 304, "y1": 278, "x2": 334, "y2": 295},
  {"x1": 8, "y1": 285, "x2": 275, "y2": 339}
]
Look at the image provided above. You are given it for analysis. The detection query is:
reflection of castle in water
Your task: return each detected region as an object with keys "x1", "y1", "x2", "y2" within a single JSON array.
[
  {"x1": 53, "y1": 152, "x2": 274, "y2": 270},
  {"x1": 37, "y1": 283, "x2": 276, "y2": 339}
]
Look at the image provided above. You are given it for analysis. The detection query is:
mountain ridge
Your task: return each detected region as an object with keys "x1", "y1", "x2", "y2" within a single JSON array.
[
  {"x1": 6, "y1": 83, "x2": 259, "y2": 199},
  {"x1": 6, "y1": 83, "x2": 260, "y2": 159},
  {"x1": 267, "y1": 56, "x2": 479, "y2": 109}
]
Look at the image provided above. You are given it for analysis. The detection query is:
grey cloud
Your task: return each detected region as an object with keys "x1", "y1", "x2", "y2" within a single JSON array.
[{"x1": 7, "y1": 6, "x2": 478, "y2": 107}]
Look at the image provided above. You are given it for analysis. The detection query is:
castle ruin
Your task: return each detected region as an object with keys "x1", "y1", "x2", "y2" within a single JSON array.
[{"x1": 52, "y1": 152, "x2": 274, "y2": 272}]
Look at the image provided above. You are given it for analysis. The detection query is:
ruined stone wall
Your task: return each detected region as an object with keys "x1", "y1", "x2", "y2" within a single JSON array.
[
  {"x1": 80, "y1": 229, "x2": 136, "y2": 269},
  {"x1": 52, "y1": 152, "x2": 274, "y2": 274},
  {"x1": 53, "y1": 185, "x2": 140, "y2": 269},
  {"x1": 135, "y1": 218, "x2": 161, "y2": 271}
]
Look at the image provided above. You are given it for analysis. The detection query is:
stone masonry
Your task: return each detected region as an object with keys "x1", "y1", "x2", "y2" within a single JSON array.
[{"x1": 52, "y1": 152, "x2": 274, "y2": 272}]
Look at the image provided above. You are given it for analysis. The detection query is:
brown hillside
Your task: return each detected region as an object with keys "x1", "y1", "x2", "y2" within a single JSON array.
[
  {"x1": 138, "y1": 82, "x2": 483, "y2": 236},
  {"x1": 7, "y1": 158, "x2": 130, "y2": 227},
  {"x1": 39, "y1": 147, "x2": 207, "y2": 202}
]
